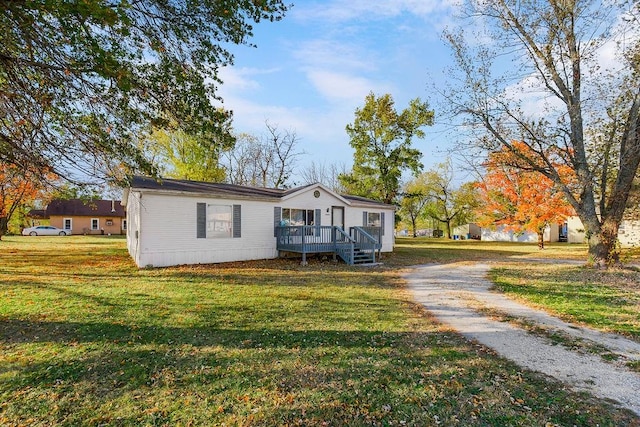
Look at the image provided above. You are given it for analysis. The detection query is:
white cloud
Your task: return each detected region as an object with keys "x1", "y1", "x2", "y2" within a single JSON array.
[
  {"x1": 217, "y1": 66, "x2": 281, "y2": 95},
  {"x1": 292, "y1": 39, "x2": 374, "y2": 73},
  {"x1": 307, "y1": 70, "x2": 380, "y2": 103},
  {"x1": 293, "y1": 0, "x2": 455, "y2": 22}
]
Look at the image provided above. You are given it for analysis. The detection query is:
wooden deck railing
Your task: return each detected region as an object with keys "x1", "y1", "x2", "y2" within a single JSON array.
[
  {"x1": 350, "y1": 226, "x2": 379, "y2": 263},
  {"x1": 275, "y1": 225, "x2": 381, "y2": 265}
]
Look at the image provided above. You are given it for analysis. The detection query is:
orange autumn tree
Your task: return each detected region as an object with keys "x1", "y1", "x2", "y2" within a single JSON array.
[
  {"x1": 475, "y1": 142, "x2": 575, "y2": 249},
  {"x1": 0, "y1": 163, "x2": 48, "y2": 240}
]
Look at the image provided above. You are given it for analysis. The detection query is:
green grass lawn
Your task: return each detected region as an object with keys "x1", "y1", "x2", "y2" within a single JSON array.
[
  {"x1": 490, "y1": 263, "x2": 640, "y2": 340},
  {"x1": 1, "y1": 236, "x2": 638, "y2": 425},
  {"x1": 387, "y1": 237, "x2": 592, "y2": 266}
]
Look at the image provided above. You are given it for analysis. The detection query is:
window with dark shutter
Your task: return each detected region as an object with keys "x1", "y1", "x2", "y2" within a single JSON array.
[
  {"x1": 197, "y1": 203, "x2": 206, "y2": 238},
  {"x1": 381, "y1": 212, "x2": 385, "y2": 236},
  {"x1": 233, "y1": 205, "x2": 241, "y2": 238},
  {"x1": 315, "y1": 208, "x2": 321, "y2": 236},
  {"x1": 362, "y1": 211, "x2": 368, "y2": 226},
  {"x1": 274, "y1": 207, "x2": 281, "y2": 237}
]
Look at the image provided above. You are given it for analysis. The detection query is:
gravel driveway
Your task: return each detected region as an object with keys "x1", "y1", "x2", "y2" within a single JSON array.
[{"x1": 405, "y1": 262, "x2": 640, "y2": 416}]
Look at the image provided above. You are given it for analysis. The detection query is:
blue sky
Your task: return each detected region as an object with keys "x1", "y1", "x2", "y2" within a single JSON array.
[{"x1": 216, "y1": 1, "x2": 462, "y2": 183}]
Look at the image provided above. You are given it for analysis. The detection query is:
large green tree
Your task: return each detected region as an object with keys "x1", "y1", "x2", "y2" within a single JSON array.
[
  {"x1": 445, "y1": 0, "x2": 640, "y2": 267},
  {"x1": 339, "y1": 92, "x2": 434, "y2": 204},
  {"x1": 148, "y1": 114, "x2": 234, "y2": 182},
  {"x1": 1, "y1": 0, "x2": 287, "y2": 185},
  {"x1": 398, "y1": 175, "x2": 431, "y2": 237},
  {"x1": 420, "y1": 161, "x2": 479, "y2": 239}
]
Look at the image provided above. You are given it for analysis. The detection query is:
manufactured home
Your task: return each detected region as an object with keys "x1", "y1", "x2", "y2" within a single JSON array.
[{"x1": 123, "y1": 176, "x2": 395, "y2": 268}]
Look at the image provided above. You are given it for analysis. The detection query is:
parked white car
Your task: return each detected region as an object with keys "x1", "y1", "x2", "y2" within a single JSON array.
[{"x1": 22, "y1": 226, "x2": 70, "y2": 236}]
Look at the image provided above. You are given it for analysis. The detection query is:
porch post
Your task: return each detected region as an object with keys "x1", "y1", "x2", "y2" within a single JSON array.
[{"x1": 301, "y1": 228, "x2": 308, "y2": 265}]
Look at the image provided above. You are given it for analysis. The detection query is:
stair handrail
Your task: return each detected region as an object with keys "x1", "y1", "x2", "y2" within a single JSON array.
[
  {"x1": 350, "y1": 226, "x2": 378, "y2": 263},
  {"x1": 333, "y1": 226, "x2": 356, "y2": 265}
]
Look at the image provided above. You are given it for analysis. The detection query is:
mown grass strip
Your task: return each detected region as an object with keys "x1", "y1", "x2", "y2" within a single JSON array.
[
  {"x1": 490, "y1": 264, "x2": 640, "y2": 340},
  {"x1": 0, "y1": 236, "x2": 638, "y2": 425}
]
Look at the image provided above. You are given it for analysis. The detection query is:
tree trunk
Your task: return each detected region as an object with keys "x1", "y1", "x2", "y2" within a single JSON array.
[
  {"x1": 588, "y1": 219, "x2": 621, "y2": 268},
  {"x1": 0, "y1": 217, "x2": 7, "y2": 241},
  {"x1": 537, "y1": 230, "x2": 544, "y2": 250},
  {"x1": 411, "y1": 216, "x2": 417, "y2": 238}
]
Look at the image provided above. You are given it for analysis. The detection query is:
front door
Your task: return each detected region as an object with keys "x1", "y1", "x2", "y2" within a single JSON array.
[{"x1": 331, "y1": 206, "x2": 344, "y2": 230}]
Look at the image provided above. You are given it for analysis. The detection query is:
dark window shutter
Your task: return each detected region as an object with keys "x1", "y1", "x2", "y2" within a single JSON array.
[
  {"x1": 315, "y1": 208, "x2": 321, "y2": 236},
  {"x1": 233, "y1": 205, "x2": 241, "y2": 238},
  {"x1": 274, "y1": 207, "x2": 281, "y2": 237},
  {"x1": 197, "y1": 203, "x2": 206, "y2": 238},
  {"x1": 381, "y1": 212, "x2": 385, "y2": 236},
  {"x1": 363, "y1": 211, "x2": 368, "y2": 226}
]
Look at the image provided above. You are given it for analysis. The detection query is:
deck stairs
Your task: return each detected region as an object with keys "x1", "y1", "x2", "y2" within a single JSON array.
[{"x1": 350, "y1": 247, "x2": 376, "y2": 265}]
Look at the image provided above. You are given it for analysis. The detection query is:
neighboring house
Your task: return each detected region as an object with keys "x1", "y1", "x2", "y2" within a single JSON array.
[
  {"x1": 481, "y1": 224, "x2": 560, "y2": 243},
  {"x1": 46, "y1": 199, "x2": 126, "y2": 235},
  {"x1": 123, "y1": 176, "x2": 396, "y2": 268},
  {"x1": 476, "y1": 217, "x2": 586, "y2": 244},
  {"x1": 452, "y1": 223, "x2": 481, "y2": 240}
]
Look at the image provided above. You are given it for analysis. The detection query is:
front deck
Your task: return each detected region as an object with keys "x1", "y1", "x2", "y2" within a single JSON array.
[{"x1": 275, "y1": 225, "x2": 382, "y2": 265}]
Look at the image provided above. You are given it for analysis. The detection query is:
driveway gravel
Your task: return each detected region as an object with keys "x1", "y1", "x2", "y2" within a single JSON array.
[{"x1": 405, "y1": 262, "x2": 640, "y2": 416}]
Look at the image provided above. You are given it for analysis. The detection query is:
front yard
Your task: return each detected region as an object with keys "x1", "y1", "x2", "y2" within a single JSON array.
[{"x1": 0, "y1": 236, "x2": 638, "y2": 425}]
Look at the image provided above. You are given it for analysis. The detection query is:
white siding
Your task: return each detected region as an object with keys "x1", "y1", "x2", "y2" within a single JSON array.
[
  {"x1": 133, "y1": 193, "x2": 277, "y2": 267},
  {"x1": 280, "y1": 188, "x2": 345, "y2": 228},
  {"x1": 618, "y1": 220, "x2": 640, "y2": 247},
  {"x1": 283, "y1": 187, "x2": 395, "y2": 252},
  {"x1": 481, "y1": 224, "x2": 563, "y2": 243},
  {"x1": 566, "y1": 216, "x2": 586, "y2": 244},
  {"x1": 481, "y1": 226, "x2": 539, "y2": 243},
  {"x1": 126, "y1": 191, "x2": 142, "y2": 266},
  {"x1": 565, "y1": 216, "x2": 640, "y2": 247},
  {"x1": 126, "y1": 184, "x2": 396, "y2": 267}
]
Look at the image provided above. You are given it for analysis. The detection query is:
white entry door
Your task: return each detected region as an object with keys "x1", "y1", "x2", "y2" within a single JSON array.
[{"x1": 332, "y1": 207, "x2": 344, "y2": 230}]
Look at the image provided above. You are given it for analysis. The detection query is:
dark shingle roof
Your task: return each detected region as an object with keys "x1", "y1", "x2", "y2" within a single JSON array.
[
  {"x1": 130, "y1": 176, "x2": 287, "y2": 199},
  {"x1": 27, "y1": 209, "x2": 47, "y2": 219},
  {"x1": 46, "y1": 199, "x2": 125, "y2": 217},
  {"x1": 130, "y1": 176, "x2": 393, "y2": 208}
]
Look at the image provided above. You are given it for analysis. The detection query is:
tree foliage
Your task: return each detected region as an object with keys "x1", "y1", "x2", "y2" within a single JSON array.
[
  {"x1": 223, "y1": 122, "x2": 302, "y2": 189},
  {"x1": 475, "y1": 142, "x2": 576, "y2": 249},
  {"x1": 149, "y1": 117, "x2": 233, "y2": 182},
  {"x1": 419, "y1": 161, "x2": 479, "y2": 239},
  {"x1": 0, "y1": 163, "x2": 51, "y2": 238},
  {"x1": 398, "y1": 176, "x2": 432, "y2": 238},
  {"x1": 445, "y1": 0, "x2": 640, "y2": 267},
  {"x1": 0, "y1": 0, "x2": 288, "y2": 185},
  {"x1": 339, "y1": 92, "x2": 434, "y2": 204},
  {"x1": 300, "y1": 161, "x2": 348, "y2": 193}
]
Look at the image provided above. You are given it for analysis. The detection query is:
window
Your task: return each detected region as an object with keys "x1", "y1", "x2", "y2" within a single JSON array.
[
  {"x1": 281, "y1": 208, "x2": 315, "y2": 226},
  {"x1": 91, "y1": 218, "x2": 99, "y2": 230},
  {"x1": 122, "y1": 219, "x2": 127, "y2": 230},
  {"x1": 367, "y1": 212, "x2": 381, "y2": 227},
  {"x1": 197, "y1": 203, "x2": 241, "y2": 239},
  {"x1": 362, "y1": 211, "x2": 385, "y2": 236},
  {"x1": 207, "y1": 205, "x2": 232, "y2": 238},
  {"x1": 63, "y1": 218, "x2": 72, "y2": 230}
]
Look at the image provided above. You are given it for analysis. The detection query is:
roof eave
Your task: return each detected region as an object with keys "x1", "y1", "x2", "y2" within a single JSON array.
[{"x1": 130, "y1": 186, "x2": 280, "y2": 202}]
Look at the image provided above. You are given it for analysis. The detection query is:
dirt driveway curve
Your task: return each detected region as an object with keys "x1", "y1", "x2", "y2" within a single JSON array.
[{"x1": 405, "y1": 262, "x2": 640, "y2": 416}]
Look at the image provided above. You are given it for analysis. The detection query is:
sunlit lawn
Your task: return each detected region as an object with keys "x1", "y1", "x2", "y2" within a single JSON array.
[
  {"x1": 0, "y1": 236, "x2": 638, "y2": 425},
  {"x1": 386, "y1": 237, "x2": 592, "y2": 267},
  {"x1": 490, "y1": 264, "x2": 640, "y2": 340}
]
